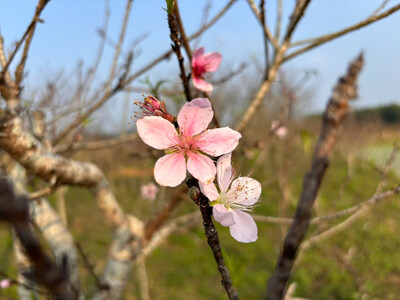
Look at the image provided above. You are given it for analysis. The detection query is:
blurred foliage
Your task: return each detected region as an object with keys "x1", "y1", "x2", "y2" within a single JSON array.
[
  {"x1": 355, "y1": 104, "x2": 400, "y2": 124},
  {"x1": 0, "y1": 119, "x2": 399, "y2": 299}
]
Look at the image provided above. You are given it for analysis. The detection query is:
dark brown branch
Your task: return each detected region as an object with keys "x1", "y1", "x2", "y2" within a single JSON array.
[
  {"x1": 174, "y1": 0, "x2": 192, "y2": 61},
  {"x1": 187, "y1": 178, "x2": 239, "y2": 300},
  {"x1": 167, "y1": 5, "x2": 192, "y2": 102},
  {"x1": 0, "y1": 174, "x2": 74, "y2": 299},
  {"x1": 0, "y1": 269, "x2": 48, "y2": 295},
  {"x1": 265, "y1": 53, "x2": 364, "y2": 300}
]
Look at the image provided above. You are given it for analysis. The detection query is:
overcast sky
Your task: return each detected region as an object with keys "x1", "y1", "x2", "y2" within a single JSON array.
[{"x1": 1, "y1": 0, "x2": 400, "y2": 130}]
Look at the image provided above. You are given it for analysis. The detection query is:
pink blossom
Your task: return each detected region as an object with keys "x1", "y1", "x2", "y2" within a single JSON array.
[
  {"x1": 271, "y1": 121, "x2": 288, "y2": 139},
  {"x1": 0, "y1": 279, "x2": 11, "y2": 289},
  {"x1": 137, "y1": 98, "x2": 241, "y2": 187},
  {"x1": 199, "y1": 154, "x2": 261, "y2": 243},
  {"x1": 191, "y1": 47, "x2": 222, "y2": 92},
  {"x1": 141, "y1": 182, "x2": 158, "y2": 201}
]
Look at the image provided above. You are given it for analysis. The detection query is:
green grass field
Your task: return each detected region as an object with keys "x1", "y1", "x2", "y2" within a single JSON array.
[{"x1": 1, "y1": 124, "x2": 399, "y2": 299}]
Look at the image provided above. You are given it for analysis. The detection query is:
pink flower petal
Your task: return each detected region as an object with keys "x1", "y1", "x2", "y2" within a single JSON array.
[
  {"x1": 202, "y1": 52, "x2": 222, "y2": 73},
  {"x1": 198, "y1": 127, "x2": 241, "y2": 157},
  {"x1": 229, "y1": 210, "x2": 258, "y2": 243},
  {"x1": 192, "y1": 47, "x2": 205, "y2": 65},
  {"x1": 192, "y1": 76, "x2": 213, "y2": 92},
  {"x1": 228, "y1": 177, "x2": 261, "y2": 205},
  {"x1": 137, "y1": 116, "x2": 178, "y2": 150},
  {"x1": 154, "y1": 153, "x2": 186, "y2": 187},
  {"x1": 187, "y1": 152, "x2": 216, "y2": 183},
  {"x1": 199, "y1": 182, "x2": 219, "y2": 201},
  {"x1": 216, "y1": 154, "x2": 233, "y2": 193},
  {"x1": 213, "y1": 204, "x2": 235, "y2": 227},
  {"x1": 177, "y1": 98, "x2": 213, "y2": 136}
]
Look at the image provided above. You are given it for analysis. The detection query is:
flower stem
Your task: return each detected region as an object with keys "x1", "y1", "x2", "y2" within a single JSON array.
[{"x1": 187, "y1": 178, "x2": 239, "y2": 300}]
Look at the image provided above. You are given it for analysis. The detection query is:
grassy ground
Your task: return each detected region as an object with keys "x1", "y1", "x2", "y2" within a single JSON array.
[{"x1": 0, "y1": 122, "x2": 399, "y2": 299}]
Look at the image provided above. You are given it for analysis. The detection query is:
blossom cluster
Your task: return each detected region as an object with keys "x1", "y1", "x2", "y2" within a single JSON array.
[{"x1": 135, "y1": 48, "x2": 261, "y2": 243}]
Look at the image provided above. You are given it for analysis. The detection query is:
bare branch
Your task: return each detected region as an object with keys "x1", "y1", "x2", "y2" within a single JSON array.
[
  {"x1": 54, "y1": 133, "x2": 137, "y2": 154},
  {"x1": 283, "y1": 0, "x2": 311, "y2": 43},
  {"x1": 275, "y1": 0, "x2": 283, "y2": 40},
  {"x1": 299, "y1": 185, "x2": 400, "y2": 253},
  {"x1": 2, "y1": 0, "x2": 51, "y2": 82},
  {"x1": 253, "y1": 185, "x2": 400, "y2": 225},
  {"x1": 167, "y1": 4, "x2": 192, "y2": 101},
  {"x1": 265, "y1": 53, "x2": 364, "y2": 300},
  {"x1": 124, "y1": 0, "x2": 237, "y2": 84},
  {"x1": 285, "y1": 4, "x2": 400, "y2": 62},
  {"x1": 246, "y1": 0, "x2": 279, "y2": 49},
  {"x1": 107, "y1": 0, "x2": 133, "y2": 87}
]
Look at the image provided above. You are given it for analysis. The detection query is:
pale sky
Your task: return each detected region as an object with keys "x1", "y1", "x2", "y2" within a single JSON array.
[{"x1": 1, "y1": 0, "x2": 400, "y2": 130}]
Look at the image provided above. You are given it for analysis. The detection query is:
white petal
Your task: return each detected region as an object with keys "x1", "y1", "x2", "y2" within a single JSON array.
[
  {"x1": 228, "y1": 177, "x2": 261, "y2": 205},
  {"x1": 213, "y1": 204, "x2": 235, "y2": 227},
  {"x1": 229, "y1": 210, "x2": 258, "y2": 243},
  {"x1": 216, "y1": 154, "x2": 233, "y2": 193}
]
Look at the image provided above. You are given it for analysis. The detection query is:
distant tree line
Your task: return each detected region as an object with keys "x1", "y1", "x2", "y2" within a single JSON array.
[{"x1": 355, "y1": 103, "x2": 400, "y2": 124}]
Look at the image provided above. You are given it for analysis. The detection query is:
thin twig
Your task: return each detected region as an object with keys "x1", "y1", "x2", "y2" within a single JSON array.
[
  {"x1": 75, "y1": 242, "x2": 110, "y2": 291},
  {"x1": 247, "y1": 0, "x2": 278, "y2": 49},
  {"x1": 283, "y1": 0, "x2": 311, "y2": 43},
  {"x1": 253, "y1": 185, "x2": 400, "y2": 225},
  {"x1": 285, "y1": 4, "x2": 400, "y2": 61},
  {"x1": 125, "y1": 0, "x2": 237, "y2": 84},
  {"x1": 144, "y1": 186, "x2": 186, "y2": 242},
  {"x1": 299, "y1": 185, "x2": 400, "y2": 253},
  {"x1": 54, "y1": 133, "x2": 137, "y2": 154},
  {"x1": 0, "y1": 269, "x2": 48, "y2": 295},
  {"x1": 275, "y1": 0, "x2": 283, "y2": 40},
  {"x1": 2, "y1": 0, "x2": 50, "y2": 81},
  {"x1": 265, "y1": 53, "x2": 364, "y2": 300}
]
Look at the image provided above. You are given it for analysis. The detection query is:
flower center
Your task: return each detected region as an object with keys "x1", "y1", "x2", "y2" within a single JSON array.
[
  {"x1": 167, "y1": 131, "x2": 203, "y2": 156},
  {"x1": 214, "y1": 181, "x2": 259, "y2": 212}
]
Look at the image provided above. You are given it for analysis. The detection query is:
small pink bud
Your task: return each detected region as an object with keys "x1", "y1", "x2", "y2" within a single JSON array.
[{"x1": 134, "y1": 95, "x2": 175, "y2": 123}]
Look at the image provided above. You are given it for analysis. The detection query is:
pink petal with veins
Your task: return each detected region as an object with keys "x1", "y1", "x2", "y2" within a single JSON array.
[
  {"x1": 187, "y1": 152, "x2": 216, "y2": 184},
  {"x1": 177, "y1": 98, "x2": 213, "y2": 136},
  {"x1": 198, "y1": 127, "x2": 241, "y2": 157},
  {"x1": 201, "y1": 52, "x2": 222, "y2": 73},
  {"x1": 154, "y1": 153, "x2": 186, "y2": 187},
  {"x1": 192, "y1": 76, "x2": 214, "y2": 92},
  {"x1": 137, "y1": 116, "x2": 178, "y2": 150}
]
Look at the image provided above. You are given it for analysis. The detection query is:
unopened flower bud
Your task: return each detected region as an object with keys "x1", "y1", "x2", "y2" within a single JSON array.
[{"x1": 188, "y1": 186, "x2": 201, "y2": 205}]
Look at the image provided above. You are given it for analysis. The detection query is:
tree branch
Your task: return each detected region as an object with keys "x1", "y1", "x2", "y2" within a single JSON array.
[{"x1": 265, "y1": 53, "x2": 364, "y2": 300}]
